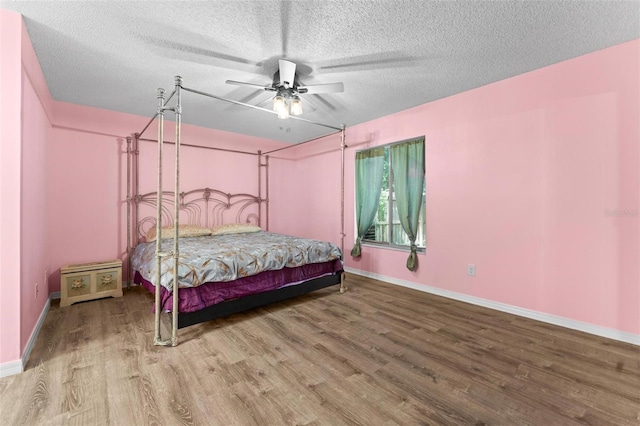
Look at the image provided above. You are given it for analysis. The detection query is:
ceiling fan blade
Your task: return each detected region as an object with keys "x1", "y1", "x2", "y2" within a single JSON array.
[
  {"x1": 140, "y1": 34, "x2": 261, "y2": 72},
  {"x1": 310, "y1": 94, "x2": 339, "y2": 112},
  {"x1": 279, "y1": 59, "x2": 296, "y2": 87},
  {"x1": 296, "y1": 96, "x2": 318, "y2": 113},
  {"x1": 224, "y1": 90, "x2": 273, "y2": 112},
  {"x1": 239, "y1": 90, "x2": 268, "y2": 103},
  {"x1": 254, "y1": 96, "x2": 274, "y2": 109},
  {"x1": 297, "y1": 82, "x2": 344, "y2": 94},
  {"x1": 317, "y1": 52, "x2": 424, "y2": 73},
  {"x1": 225, "y1": 80, "x2": 274, "y2": 91}
]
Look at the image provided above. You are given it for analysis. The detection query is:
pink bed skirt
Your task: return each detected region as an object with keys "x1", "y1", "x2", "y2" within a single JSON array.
[{"x1": 135, "y1": 259, "x2": 344, "y2": 313}]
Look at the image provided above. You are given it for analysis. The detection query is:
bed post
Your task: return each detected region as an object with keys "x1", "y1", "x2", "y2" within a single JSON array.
[
  {"x1": 258, "y1": 150, "x2": 262, "y2": 227},
  {"x1": 171, "y1": 76, "x2": 183, "y2": 347},
  {"x1": 132, "y1": 133, "x2": 140, "y2": 287},
  {"x1": 134, "y1": 133, "x2": 140, "y2": 239},
  {"x1": 257, "y1": 151, "x2": 270, "y2": 230},
  {"x1": 340, "y1": 125, "x2": 347, "y2": 294},
  {"x1": 257, "y1": 150, "x2": 270, "y2": 230},
  {"x1": 154, "y1": 88, "x2": 166, "y2": 346},
  {"x1": 265, "y1": 154, "x2": 270, "y2": 231},
  {"x1": 126, "y1": 136, "x2": 132, "y2": 289}
]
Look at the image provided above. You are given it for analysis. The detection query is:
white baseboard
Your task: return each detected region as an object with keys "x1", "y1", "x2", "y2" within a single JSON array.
[
  {"x1": 0, "y1": 295, "x2": 51, "y2": 378},
  {"x1": 345, "y1": 267, "x2": 640, "y2": 346},
  {"x1": 22, "y1": 297, "x2": 51, "y2": 369},
  {"x1": 50, "y1": 291, "x2": 60, "y2": 300},
  {"x1": 0, "y1": 360, "x2": 22, "y2": 378}
]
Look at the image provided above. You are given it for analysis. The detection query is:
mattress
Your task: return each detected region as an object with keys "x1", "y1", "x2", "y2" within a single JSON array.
[{"x1": 131, "y1": 231, "x2": 344, "y2": 312}]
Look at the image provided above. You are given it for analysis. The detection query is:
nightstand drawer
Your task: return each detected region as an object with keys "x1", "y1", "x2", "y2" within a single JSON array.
[{"x1": 60, "y1": 260, "x2": 123, "y2": 307}]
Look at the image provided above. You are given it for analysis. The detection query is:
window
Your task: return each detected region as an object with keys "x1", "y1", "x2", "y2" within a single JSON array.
[{"x1": 352, "y1": 137, "x2": 426, "y2": 260}]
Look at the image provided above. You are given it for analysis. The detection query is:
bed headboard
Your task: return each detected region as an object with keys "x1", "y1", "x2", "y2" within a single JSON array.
[{"x1": 132, "y1": 188, "x2": 261, "y2": 243}]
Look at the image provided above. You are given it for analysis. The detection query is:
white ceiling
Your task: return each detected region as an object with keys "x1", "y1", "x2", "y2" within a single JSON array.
[{"x1": 2, "y1": 1, "x2": 638, "y2": 143}]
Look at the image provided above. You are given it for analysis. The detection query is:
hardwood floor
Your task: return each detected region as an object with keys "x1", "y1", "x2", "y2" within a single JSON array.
[{"x1": 1, "y1": 274, "x2": 638, "y2": 425}]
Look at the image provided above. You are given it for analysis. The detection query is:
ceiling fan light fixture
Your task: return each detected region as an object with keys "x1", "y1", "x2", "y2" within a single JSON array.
[
  {"x1": 227, "y1": 59, "x2": 344, "y2": 120},
  {"x1": 277, "y1": 103, "x2": 290, "y2": 119},
  {"x1": 290, "y1": 97, "x2": 303, "y2": 116},
  {"x1": 273, "y1": 95, "x2": 286, "y2": 113}
]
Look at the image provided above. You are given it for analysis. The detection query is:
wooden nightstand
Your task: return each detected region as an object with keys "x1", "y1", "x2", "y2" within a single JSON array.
[{"x1": 60, "y1": 260, "x2": 123, "y2": 307}]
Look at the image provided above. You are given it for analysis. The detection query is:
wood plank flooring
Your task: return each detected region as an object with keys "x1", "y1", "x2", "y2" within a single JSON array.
[{"x1": 1, "y1": 274, "x2": 638, "y2": 425}]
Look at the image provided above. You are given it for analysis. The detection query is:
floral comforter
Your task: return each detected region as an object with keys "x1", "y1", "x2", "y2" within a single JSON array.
[{"x1": 131, "y1": 231, "x2": 342, "y2": 291}]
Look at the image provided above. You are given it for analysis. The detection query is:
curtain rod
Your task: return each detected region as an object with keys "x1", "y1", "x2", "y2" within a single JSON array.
[{"x1": 353, "y1": 135, "x2": 425, "y2": 153}]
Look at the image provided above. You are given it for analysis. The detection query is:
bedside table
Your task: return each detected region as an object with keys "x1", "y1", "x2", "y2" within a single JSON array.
[{"x1": 60, "y1": 260, "x2": 123, "y2": 307}]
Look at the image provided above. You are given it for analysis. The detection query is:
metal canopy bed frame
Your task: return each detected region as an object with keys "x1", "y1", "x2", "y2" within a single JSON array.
[{"x1": 127, "y1": 76, "x2": 347, "y2": 347}]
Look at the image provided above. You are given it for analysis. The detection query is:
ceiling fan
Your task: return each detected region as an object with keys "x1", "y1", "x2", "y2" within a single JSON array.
[{"x1": 225, "y1": 59, "x2": 344, "y2": 119}]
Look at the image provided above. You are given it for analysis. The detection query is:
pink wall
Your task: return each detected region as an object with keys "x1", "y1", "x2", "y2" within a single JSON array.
[
  {"x1": 20, "y1": 69, "x2": 50, "y2": 354},
  {"x1": 46, "y1": 104, "x2": 286, "y2": 293},
  {"x1": 0, "y1": 9, "x2": 52, "y2": 365},
  {"x1": 0, "y1": 9, "x2": 24, "y2": 364},
  {"x1": 269, "y1": 143, "x2": 345, "y2": 246},
  {"x1": 20, "y1": 12, "x2": 52, "y2": 356},
  {"x1": 271, "y1": 40, "x2": 640, "y2": 335}
]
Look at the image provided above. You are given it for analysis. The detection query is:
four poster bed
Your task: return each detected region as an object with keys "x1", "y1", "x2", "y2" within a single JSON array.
[{"x1": 127, "y1": 76, "x2": 347, "y2": 346}]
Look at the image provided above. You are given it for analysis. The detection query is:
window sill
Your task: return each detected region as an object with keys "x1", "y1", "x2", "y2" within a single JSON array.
[{"x1": 361, "y1": 241, "x2": 425, "y2": 254}]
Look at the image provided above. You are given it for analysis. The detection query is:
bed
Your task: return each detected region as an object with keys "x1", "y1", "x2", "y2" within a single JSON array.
[
  {"x1": 131, "y1": 224, "x2": 344, "y2": 328},
  {"x1": 127, "y1": 77, "x2": 347, "y2": 345}
]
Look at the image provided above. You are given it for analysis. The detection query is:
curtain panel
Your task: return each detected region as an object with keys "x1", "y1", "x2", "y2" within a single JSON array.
[
  {"x1": 390, "y1": 138, "x2": 425, "y2": 271},
  {"x1": 351, "y1": 147, "x2": 385, "y2": 257}
]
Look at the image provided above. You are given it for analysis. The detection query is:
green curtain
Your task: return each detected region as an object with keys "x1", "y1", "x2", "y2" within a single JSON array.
[
  {"x1": 391, "y1": 138, "x2": 425, "y2": 271},
  {"x1": 351, "y1": 147, "x2": 385, "y2": 257}
]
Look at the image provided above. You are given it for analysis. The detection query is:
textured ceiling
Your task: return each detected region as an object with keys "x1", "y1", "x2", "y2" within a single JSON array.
[{"x1": 2, "y1": 1, "x2": 639, "y2": 143}]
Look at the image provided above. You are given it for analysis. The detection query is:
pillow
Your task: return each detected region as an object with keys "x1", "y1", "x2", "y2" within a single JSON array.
[
  {"x1": 211, "y1": 223, "x2": 262, "y2": 236},
  {"x1": 145, "y1": 225, "x2": 212, "y2": 242}
]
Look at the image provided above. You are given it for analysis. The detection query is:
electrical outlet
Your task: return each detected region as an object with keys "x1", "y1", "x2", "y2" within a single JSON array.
[
  {"x1": 35, "y1": 282, "x2": 39, "y2": 298},
  {"x1": 467, "y1": 264, "x2": 476, "y2": 277}
]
